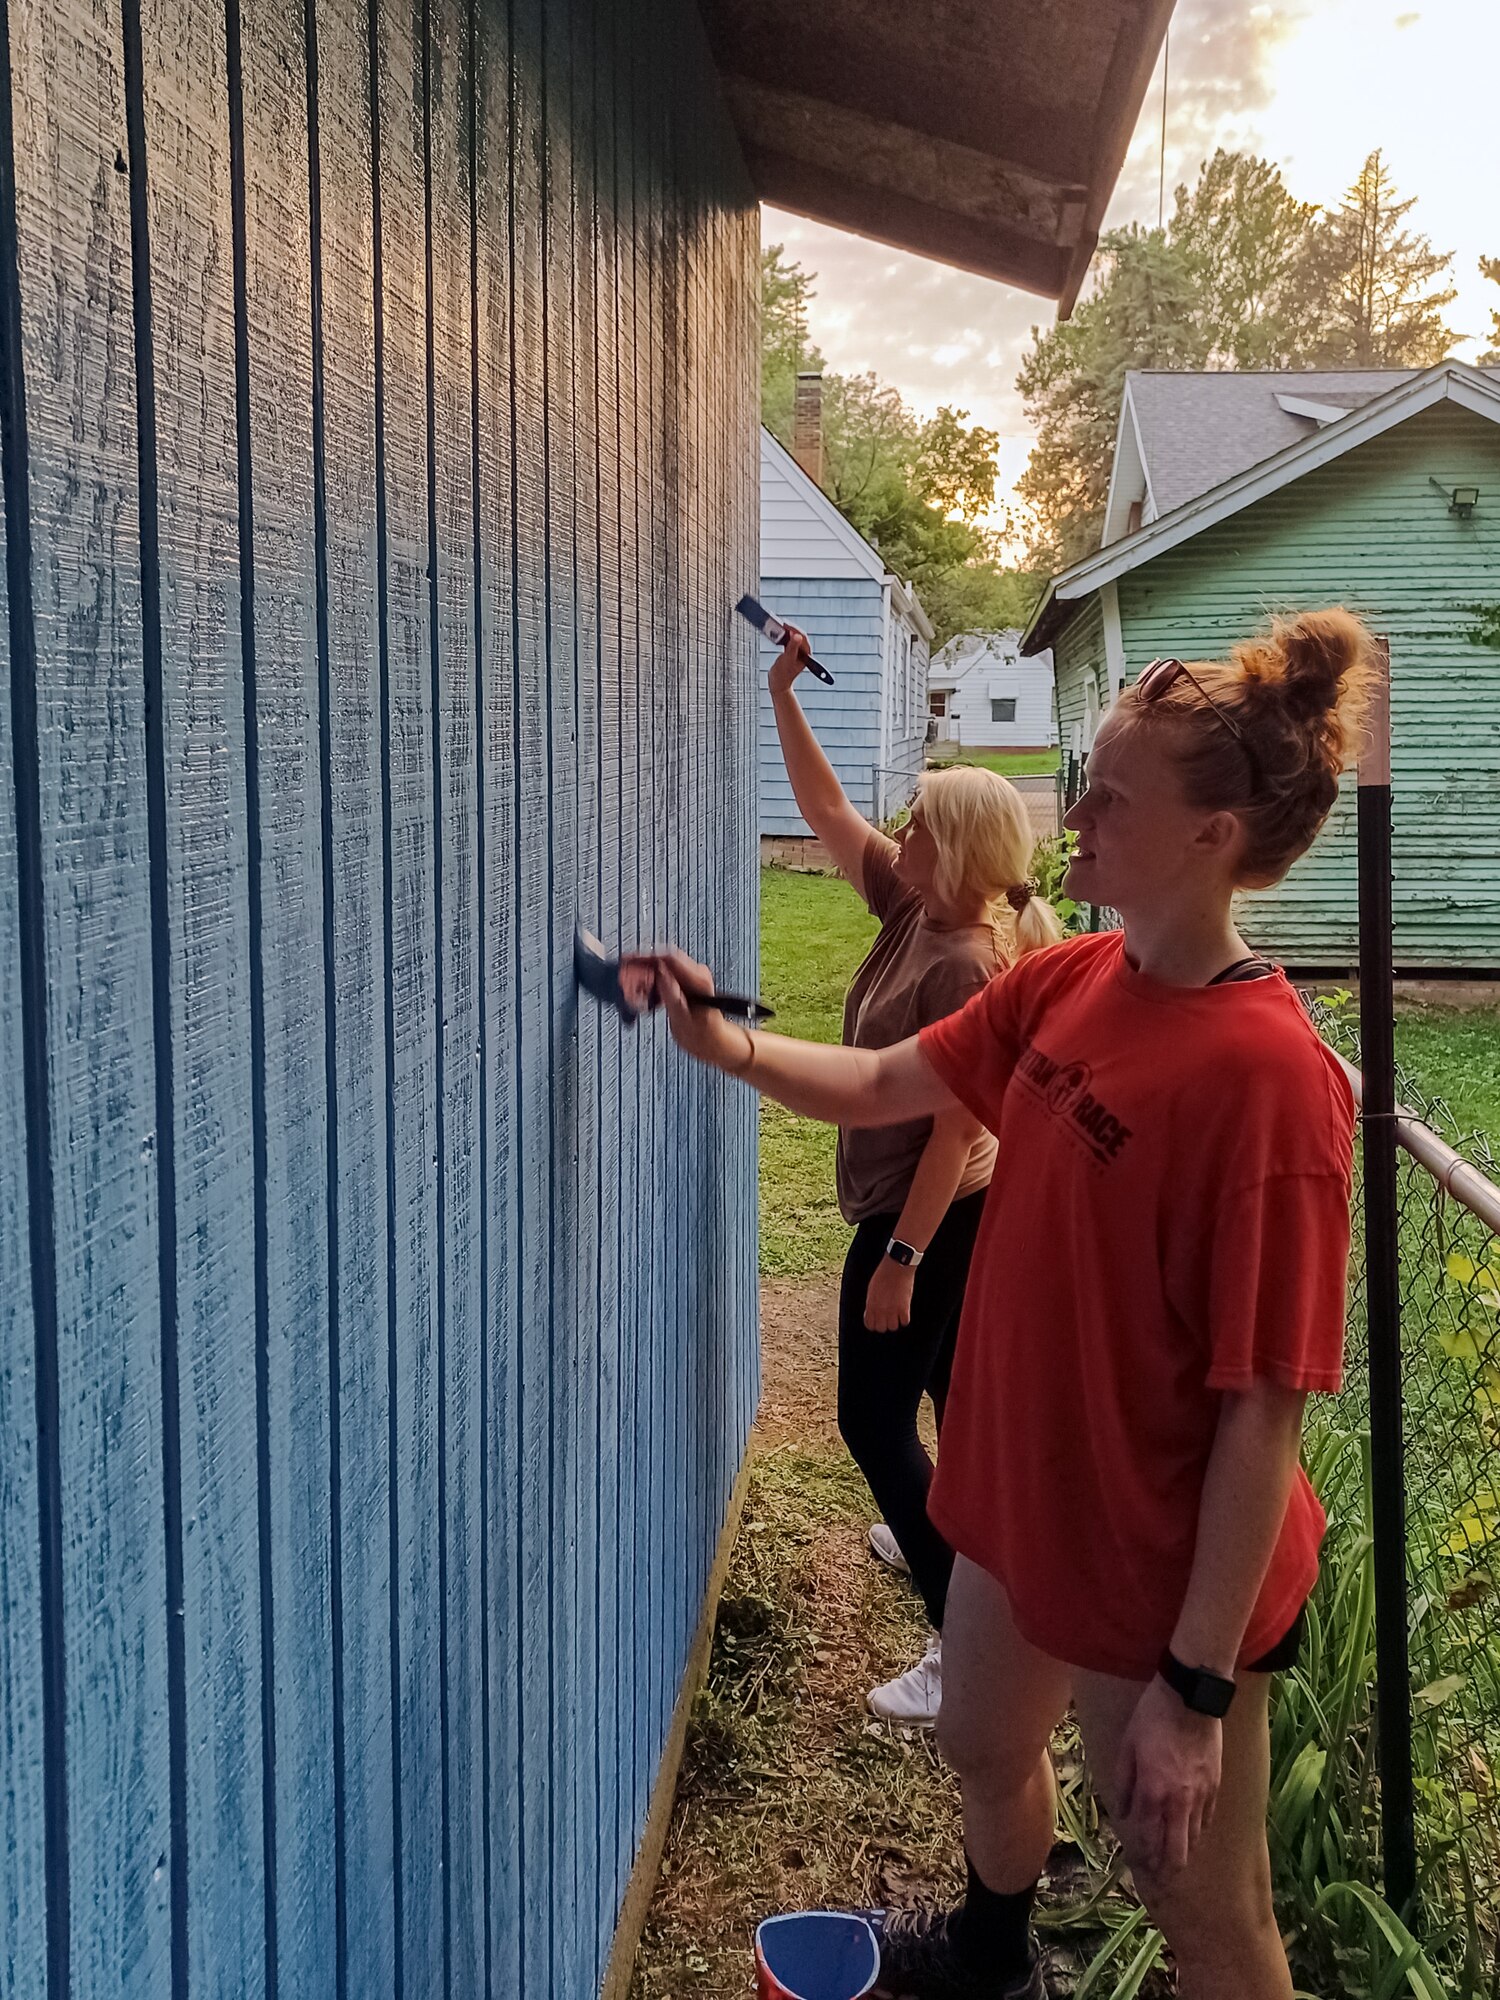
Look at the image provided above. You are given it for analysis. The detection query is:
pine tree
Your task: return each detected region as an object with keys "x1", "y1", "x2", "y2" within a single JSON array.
[{"x1": 1304, "y1": 150, "x2": 1457, "y2": 366}]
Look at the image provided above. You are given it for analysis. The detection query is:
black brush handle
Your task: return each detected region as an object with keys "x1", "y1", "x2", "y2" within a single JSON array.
[{"x1": 687, "y1": 988, "x2": 775, "y2": 1024}]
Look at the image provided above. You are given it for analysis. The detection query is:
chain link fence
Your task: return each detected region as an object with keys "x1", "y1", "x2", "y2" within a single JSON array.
[{"x1": 1310, "y1": 999, "x2": 1500, "y2": 1991}]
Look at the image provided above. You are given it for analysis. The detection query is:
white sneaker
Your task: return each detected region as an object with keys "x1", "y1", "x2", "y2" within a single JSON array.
[
  {"x1": 868, "y1": 1637, "x2": 942, "y2": 1726},
  {"x1": 868, "y1": 1521, "x2": 911, "y2": 1575}
]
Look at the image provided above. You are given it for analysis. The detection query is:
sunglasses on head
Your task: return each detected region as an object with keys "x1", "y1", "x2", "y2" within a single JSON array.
[{"x1": 1136, "y1": 656, "x2": 1259, "y2": 774}]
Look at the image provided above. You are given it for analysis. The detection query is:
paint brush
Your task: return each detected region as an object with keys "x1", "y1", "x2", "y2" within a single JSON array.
[
  {"x1": 574, "y1": 927, "x2": 774, "y2": 1028},
  {"x1": 735, "y1": 595, "x2": 835, "y2": 684}
]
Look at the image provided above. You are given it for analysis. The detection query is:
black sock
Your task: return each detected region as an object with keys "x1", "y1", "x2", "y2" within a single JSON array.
[{"x1": 954, "y1": 1852, "x2": 1036, "y2": 1979}]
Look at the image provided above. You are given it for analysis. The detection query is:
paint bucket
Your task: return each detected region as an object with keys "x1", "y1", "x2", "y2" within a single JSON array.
[{"x1": 753, "y1": 1910, "x2": 881, "y2": 2000}]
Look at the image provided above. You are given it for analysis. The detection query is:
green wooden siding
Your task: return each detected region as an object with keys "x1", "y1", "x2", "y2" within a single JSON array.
[
  {"x1": 1052, "y1": 591, "x2": 1106, "y2": 786},
  {"x1": 1055, "y1": 402, "x2": 1500, "y2": 968}
]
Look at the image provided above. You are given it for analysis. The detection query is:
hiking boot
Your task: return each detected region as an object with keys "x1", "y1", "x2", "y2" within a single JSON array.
[
  {"x1": 868, "y1": 1636, "x2": 941, "y2": 1726},
  {"x1": 869, "y1": 1521, "x2": 911, "y2": 1575},
  {"x1": 869, "y1": 1906, "x2": 1045, "y2": 1999}
]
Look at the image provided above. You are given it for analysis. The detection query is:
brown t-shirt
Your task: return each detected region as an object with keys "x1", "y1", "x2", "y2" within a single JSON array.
[{"x1": 836, "y1": 834, "x2": 1008, "y2": 1223}]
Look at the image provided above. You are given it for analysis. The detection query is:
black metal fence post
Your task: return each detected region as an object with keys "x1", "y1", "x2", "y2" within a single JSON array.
[{"x1": 1358, "y1": 634, "x2": 1418, "y2": 1921}]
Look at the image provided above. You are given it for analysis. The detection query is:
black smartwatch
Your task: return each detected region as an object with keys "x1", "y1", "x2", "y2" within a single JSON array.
[
  {"x1": 1157, "y1": 1648, "x2": 1236, "y2": 1718},
  {"x1": 885, "y1": 1238, "x2": 923, "y2": 1268}
]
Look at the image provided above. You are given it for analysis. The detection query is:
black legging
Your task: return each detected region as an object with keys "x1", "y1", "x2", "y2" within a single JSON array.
[{"x1": 836, "y1": 1187, "x2": 987, "y2": 1630}]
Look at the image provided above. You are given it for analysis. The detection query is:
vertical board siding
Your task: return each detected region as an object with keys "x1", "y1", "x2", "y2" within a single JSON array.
[
  {"x1": 425, "y1": 4, "x2": 484, "y2": 1993},
  {"x1": 374, "y1": 1, "x2": 445, "y2": 1985},
  {"x1": 13, "y1": 2, "x2": 177, "y2": 1991},
  {"x1": 307, "y1": 0, "x2": 398, "y2": 1984},
  {"x1": 471, "y1": 0, "x2": 521, "y2": 1982},
  {"x1": 0, "y1": 20, "x2": 45, "y2": 1980},
  {"x1": 234, "y1": 0, "x2": 340, "y2": 1984},
  {"x1": 0, "y1": 0, "x2": 759, "y2": 1995},
  {"x1": 136, "y1": 4, "x2": 265, "y2": 1991}
]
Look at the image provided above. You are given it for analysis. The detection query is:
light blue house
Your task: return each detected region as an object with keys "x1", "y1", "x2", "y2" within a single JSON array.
[{"x1": 758, "y1": 428, "x2": 934, "y2": 842}]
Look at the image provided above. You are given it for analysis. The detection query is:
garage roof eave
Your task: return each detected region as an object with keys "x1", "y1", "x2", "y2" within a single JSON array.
[{"x1": 699, "y1": 0, "x2": 1177, "y2": 312}]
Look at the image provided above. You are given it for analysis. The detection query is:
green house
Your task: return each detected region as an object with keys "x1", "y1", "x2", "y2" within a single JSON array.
[{"x1": 1024, "y1": 362, "x2": 1500, "y2": 971}]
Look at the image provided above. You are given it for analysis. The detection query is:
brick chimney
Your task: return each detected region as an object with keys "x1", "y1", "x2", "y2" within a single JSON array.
[{"x1": 792, "y1": 370, "x2": 824, "y2": 487}]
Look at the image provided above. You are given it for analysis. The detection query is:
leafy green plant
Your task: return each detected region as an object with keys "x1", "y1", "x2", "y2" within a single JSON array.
[{"x1": 1032, "y1": 830, "x2": 1084, "y2": 934}]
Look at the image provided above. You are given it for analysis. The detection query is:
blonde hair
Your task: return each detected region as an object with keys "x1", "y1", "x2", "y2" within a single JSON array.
[
  {"x1": 1115, "y1": 608, "x2": 1379, "y2": 888},
  {"x1": 914, "y1": 766, "x2": 1064, "y2": 957}
]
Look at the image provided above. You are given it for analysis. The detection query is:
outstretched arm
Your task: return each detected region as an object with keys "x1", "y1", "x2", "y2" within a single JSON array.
[
  {"x1": 648, "y1": 949, "x2": 957, "y2": 1128},
  {"x1": 769, "y1": 630, "x2": 893, "y2": 897}
]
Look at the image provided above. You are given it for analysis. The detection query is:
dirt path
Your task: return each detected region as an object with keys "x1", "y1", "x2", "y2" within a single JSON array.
[
  {"x1": 757, "y1": 1274, "x2": 842, "y2": 1448},
  {"x1": 629, "y1": 1272, "x2": 962, "y2": 1996}
]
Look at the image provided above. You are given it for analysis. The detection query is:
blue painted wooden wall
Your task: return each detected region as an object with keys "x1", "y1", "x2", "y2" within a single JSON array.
[{"x1": 0, "y1": 0, "x2": 759, "y2": 1993}]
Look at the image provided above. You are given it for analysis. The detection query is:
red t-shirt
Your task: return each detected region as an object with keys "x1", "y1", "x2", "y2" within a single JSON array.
[{"x1": 919, "y1": 930, "x2": 1355, "y2": 1678}]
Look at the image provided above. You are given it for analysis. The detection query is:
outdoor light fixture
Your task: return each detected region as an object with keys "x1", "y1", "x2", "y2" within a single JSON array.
[{"x1": 1429, "y1": 476, "x2": 1481, "y2": 518}]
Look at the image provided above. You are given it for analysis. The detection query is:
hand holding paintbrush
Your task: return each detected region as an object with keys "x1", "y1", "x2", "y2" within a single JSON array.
[{"x1": 574, "y1": 927, "x2": 773, "y2": 1029}]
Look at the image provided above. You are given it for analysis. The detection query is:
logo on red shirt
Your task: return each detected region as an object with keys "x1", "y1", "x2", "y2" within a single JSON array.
[{"x1": 1018, "y1": 1043, "x2": 1134, "y2": 1166}]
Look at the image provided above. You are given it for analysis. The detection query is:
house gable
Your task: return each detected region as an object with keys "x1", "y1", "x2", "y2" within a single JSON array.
[
  {"x1": 1027, "y1": 365, "x2": 1500, "y2": 660},
  {"x1": 759, "y1": 426, "x2": 886, "y2": 582}
]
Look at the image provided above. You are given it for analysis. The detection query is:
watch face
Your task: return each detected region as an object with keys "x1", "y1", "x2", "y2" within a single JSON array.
[{"x1": 1191, "y1": 1673, "x2": 1235, "y2": 1719}]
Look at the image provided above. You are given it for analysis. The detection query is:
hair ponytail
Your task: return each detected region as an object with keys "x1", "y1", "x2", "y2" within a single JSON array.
[{"x1": 1005, "y1": 878, "x2": 1066, "y2": 957}]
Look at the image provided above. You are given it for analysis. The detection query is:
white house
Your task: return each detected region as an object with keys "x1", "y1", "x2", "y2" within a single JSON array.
[
  {"x1": 758, "y1": 428, "x2": 934, "y2": 840},
  {"x1": 927, "y1": 629, "x2": 1056, "y2": 751}
]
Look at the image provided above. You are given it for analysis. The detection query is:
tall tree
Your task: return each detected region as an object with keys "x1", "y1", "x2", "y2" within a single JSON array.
[
  {"x1": 820, "y1": 371, "x2": 918, "y2": 520},
  {"x1": 1305, "y1": 150, "x2": 1457, "y2": 366},
  {"x1": 761, "y1": 244, "x2": 824, "y2": 443},
  {"x1": 1169, "y1": 150, "x2": 1323, "y2": 368},
  {"x1": 1480, "y1": 256, "x2": 1500, "y2": 367},
  {"x1": 1014, "y1": 225, "x2": 1211, "y2": 571}
]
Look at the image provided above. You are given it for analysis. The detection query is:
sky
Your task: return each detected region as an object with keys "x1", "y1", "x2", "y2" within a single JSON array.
[{"x1": 762, "y1": 0, "x2": 1500, "y2": 528}]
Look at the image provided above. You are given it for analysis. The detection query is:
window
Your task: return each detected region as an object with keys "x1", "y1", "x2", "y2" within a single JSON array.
[
  {"x1": 991, "y1": 697, "x2": 1017, "y2": 723},
  {"x1": 930, "y1": 690, "x2": 948, "y2": 717}
]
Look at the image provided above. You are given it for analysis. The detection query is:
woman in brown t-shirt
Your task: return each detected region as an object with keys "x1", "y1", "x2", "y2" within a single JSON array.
[{"x1": 768, "y1": 627, "x2": 1062, "y2": 1722}]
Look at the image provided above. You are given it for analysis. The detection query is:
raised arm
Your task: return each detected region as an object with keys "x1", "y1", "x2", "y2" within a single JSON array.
[
  {"x1": 649, "y1": 949, "x2": 957, "y2": 1127},
  {"x1": 769, "y1": 630, "x2": 894, "y2": 896}
]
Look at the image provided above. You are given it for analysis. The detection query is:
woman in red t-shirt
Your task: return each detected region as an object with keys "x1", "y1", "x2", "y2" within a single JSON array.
[{"x1": 643, "y1": 608, "x2": 1374, "y2": 2000}]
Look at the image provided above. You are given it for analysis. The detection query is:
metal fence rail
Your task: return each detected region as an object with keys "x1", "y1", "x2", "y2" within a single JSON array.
[{"x1": 1312, "y1": 1000, "x2": 1500, "y2": 1991}]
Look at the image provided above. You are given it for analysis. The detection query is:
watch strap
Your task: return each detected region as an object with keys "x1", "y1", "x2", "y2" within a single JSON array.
[{"x1": 1158, "y1": 1648, "x2": 1236, "y2": 1717}]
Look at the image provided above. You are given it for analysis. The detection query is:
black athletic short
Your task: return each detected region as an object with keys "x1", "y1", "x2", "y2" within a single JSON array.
[{"x1": 1245, "y1": 1602, "x2": 1306, "y2": 1674}]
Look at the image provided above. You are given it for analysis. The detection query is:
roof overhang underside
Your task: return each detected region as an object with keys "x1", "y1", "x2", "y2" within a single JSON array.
[{"x1": 696, "y1": 0, "x2": 1176, "y2": 314}]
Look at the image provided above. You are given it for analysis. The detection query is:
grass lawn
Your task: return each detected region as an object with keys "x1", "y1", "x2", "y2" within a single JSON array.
[
  {"x1": 932, "y1": 747, "x2": 1059, "y2": 777},
  {"x1": 759, "y1": 867, "x2": 876, "y2": 1276},
  {"x1": 1394, "y1": 1003, "x2": 1500, "y2": 1143}
]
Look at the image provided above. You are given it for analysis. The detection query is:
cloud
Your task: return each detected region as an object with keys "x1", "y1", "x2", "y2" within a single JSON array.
[{"x1": 1105, "y1": 0, "x2": 1312, "y2": 227}]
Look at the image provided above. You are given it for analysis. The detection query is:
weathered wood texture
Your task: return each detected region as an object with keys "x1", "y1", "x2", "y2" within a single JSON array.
[{"x1": 0, "y1": 0, "x2": 759, "y2": 1994}]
